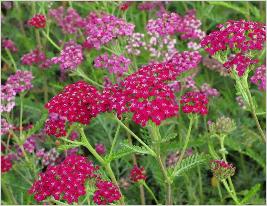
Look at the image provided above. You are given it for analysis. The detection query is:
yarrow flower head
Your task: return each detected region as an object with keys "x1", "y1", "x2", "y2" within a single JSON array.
[
  {"x1": 101, "y1": 63, "x2": 180, "y2": 126},
  {"x1": 2, "y1": 39, "x2": 18, "y2": 52},
  {"x1": 201, "y1": 20, "x2": 266, "y2": 55},
  {"x1": 93, "y1": 180, "x2": 122, "y2": 205},
  {"x1": 1, "y1": 155, "x2": 12, "y2": 173},
  {"x1": 5, "y1": 70, "x2": 33, "y2": 93},
  {"x1": 1, "y1": 118, "x2": 13, "y2": 136},
  {"x1": 21, "y1": 49, "x2": 46, "y2": 66},
  {"x1": 146, "y1": 10, "x2": 205, "y2": 40},
  {"x1": 210, "y1": 160, "x2": 235, "y2": 181},
  {"x1": 49, "y1": 7, "x2": 85, "y2": 34},
  {"x1": 180, "y1": 91, "x2": 209, "y2": 115},
  {"x1": 129, "y1": 165, "x2": 147, "y2": 182},
  {"x1": 45, "y1": 81, "x2": 103, "y2": 125},
  {"x1": 83, "y1": 12, "x2": 134, "y2": 49},
  {"x1": 29, "y1": 155, "x2": 99, "y2": 203},
  {"x1": 0, "y1": 84, "x2": 16, "y2": 112},
  {"x1": 28, "y1": 14, "x2": 46, "y2": 28},
  {"x1": 94, "y1": 53, "x2": 131, "y2": 75},
  {"x1": 95, "y1": 144, "x2": 106, "y2": 155},
  {"x1": 223, "y1": 53, "x2": 258, "y2": 76},
  {"x1": 51, "y1": 40, "x2": 83, "y2": 71},
  {"x1": 250, "y1": 64, "x2": 266, "y2": 91},
  {"x1": 45, "y1": 113, "x2": 67, "y2": 138}
]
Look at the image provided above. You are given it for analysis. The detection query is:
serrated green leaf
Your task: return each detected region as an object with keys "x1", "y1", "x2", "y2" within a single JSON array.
[
  {"x1": 172, "y1": 154, "x2": 209, "y2": 178},
  {"x1": 57, "y1": 144, "x2": 79, "y2": 151},
  {"x1": 161, "y1": 133, "x2": 177, "y2": 143},
  {"x1": 120, "y1": 143, "x2": 150, "y2": 155},
  {"x1": 241, "y1": 184, "x2": 261, "y2": 204},
  {"x1": 108, "y1": 147, "x2": 134, "y2": 161}
]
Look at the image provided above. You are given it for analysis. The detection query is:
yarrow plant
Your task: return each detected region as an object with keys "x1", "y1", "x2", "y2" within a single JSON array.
[{"x1": 1, "y1": 2, "x2": 266, "y2": 206}]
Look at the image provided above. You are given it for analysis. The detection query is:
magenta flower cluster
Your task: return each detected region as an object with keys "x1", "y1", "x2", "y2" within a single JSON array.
[
  {"x1": 201, "y1": 20, "x2": 266, "y2": 55},
  {"x1": 21, "y1": 49, "x2": 46, "y2": 66},
  {"x1": 94, "y1": 53, "x2": 131, "y2": 74},
  {"x1": 29, "y1": 155, "x2": 99, "y2": 203},
  {"x1": 93, "y1": 180, "x2": 122, "y2": 205},
  {"x1": 201, "y1": 20, "x2": 266, "y2": 76},
  {"x1": 95, "y1": 144, "x2": 106, "y2": 155},
  {"x1": 83, "y1": 12, "x2": 135, "y2": 49},
  {"x1": 49, "y1": 7, "x2": 84, "y2": 34},
  {"x1": 1, "y1": 155, "x2": 13, "y2": 173},
  {"x1": 51, "y1": 40, "x2": 83, "y2": 71},
  {"x1": 2, "y1": 39, "x2": 18, "y2": 52},
  {"x1": 250, "y1": 65, "x2": 266, "y2": 91},
  {"x1": 223, "y1": 53, "x2": 258, "y2": 76},
  {"x1": 129, "y1": 165, "x2": 147, "y2": 182}
]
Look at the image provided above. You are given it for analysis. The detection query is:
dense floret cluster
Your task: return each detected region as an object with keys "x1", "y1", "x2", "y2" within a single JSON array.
[
  {"x1": 210, "y1": 160, "x2": 236, "y2": 181},
  {"x1": 129, "y1": 165, "x2": 147, "y2": 182},
  {"x1": 180, "y1": 92, "x2": 208, "y2": 115},
  {"x1": 28, "y1": 14, "x2": 46, "y2": 28},
  {"x1": 29, "y1": 155, "x2": 99, "y2": 203}
]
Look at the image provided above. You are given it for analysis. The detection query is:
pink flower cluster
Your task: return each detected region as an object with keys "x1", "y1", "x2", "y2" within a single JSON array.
[
  {"x1": 167, "y1": 51, "x2": 202, "y2": 73},
  {"x1": 93, "y1": 180, "x2": 122, "y2": 205},
  {"x1": 28, "y1": 14, "x2": 46, "y2": 28},
  {"x1": 126, "y1": 33, "x2": 146, "y2": 56},
  {"x1": 49, "y1": 7, "x2": 85, "y2": 34},
  {"x1": 200, "y1": 83, "x2": 220, "y2": 97},
  {"x1": 51, "y1": 40, "x2": 83, "y2": 71},
  {"x1": 180, "y1": 92, "x2": 209, "y2": 115},
  {"x1": 129, "y1": 165, "x2": 147, "y2": 182},
  {"x1": 223, "y1": 53, "x2": 258, "y2": 76},
  {"x1": 94, "y1": 53, "x2": 131, "y2": 74},
  {"x1": 6, "y1": 70, "x2": 33, "y2": 93},
  {"x1": 2, "y1": 39, "x2": 18, "y2": 52},
  {"x1": 138, "y1": 2, "x2": 163, "y2": 11},
  {"x1": 201, "y1": 20, "x2": 266, "y2": 55},
  {"x1": 29, "y1": 155, "x2": 99, "y2": 203},
  {"x1": 250, "y1": 65, "x2": 266, "y2": 91},
  {"x1": 146, "y1": 10, "x2": 205, "y2": 40},
  {"x1": 83, "y1": 12, "x2": 135, "y2": 49},
  {"x1": 1, "y1": 70, "x2": 33, "y2": 113},
  {"x1": 95, "y1": 144, "x2": 106, "y2": 155},
  {"x1": 210, "y1": 160, "x2": 235, "y2": 180},
  {"x1": 1, "y1": 118, "x2": 13, "y2": 135},
  {"x1": 1, "y1": 155, "x2": 12, "y2": 173},
  {"x1": 21, "y1": 49, "x2": 46, "y2": 66}
]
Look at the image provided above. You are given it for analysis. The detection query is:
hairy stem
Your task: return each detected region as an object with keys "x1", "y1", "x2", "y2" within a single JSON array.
[{"x1": 142, "y1": 181, "x2": 159, "y2": 204}]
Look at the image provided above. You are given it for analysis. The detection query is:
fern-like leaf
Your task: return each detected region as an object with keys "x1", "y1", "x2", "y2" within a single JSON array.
[
  {"x1": 172, "y1": 154, "x2": 209, "y2": 177},
  {"x1": 120, "y1": 143, "x2": 150, "y2": 155},
  {"x1": 241, "y1": 184, "x2": 261, "y2": 204}
]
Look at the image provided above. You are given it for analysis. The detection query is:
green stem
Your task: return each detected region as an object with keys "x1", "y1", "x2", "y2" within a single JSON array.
[
  {"x1": 149, "y1": 122, "x2": 172, "y2": 205},
  {"x1": 79, "y1": 128, "x2": 125, "y2": 205},
  {"x1": 75, "y1": 68, "x2": 104, "y2": 88},
  {"x1": 217, "y1": 183, "x2": 223, "y2": 203},
  {"x1": 246, "y1": 88, "x2": 265, "y2": 142},
  {"x1": 109, "y1": 123, "x2": 120, "y2": 156},
  {"x1": 142, "y1": 181, "x2": 159, "y2": 204},
  {"x1": 5, "y1": 48, "x2": 17, "y2": 71},
  {"x1": 41, "y1": 30, "x2": 61, "y2": 51},
  {"x1": 197, "y1": 165, "x2": 204, "y2": 203},
  {"x1": 222, "y1": 180, "x2": 240, "y2": 205},
  {"x1": 172, "y1": 116, "x2": 194, "y2": 175},
  {"x1": 50, "y1": 198, "x2": 68, "y2": 205},
  {"x1": 114, "y1": 116, "x2": 156, "y2": 157}
]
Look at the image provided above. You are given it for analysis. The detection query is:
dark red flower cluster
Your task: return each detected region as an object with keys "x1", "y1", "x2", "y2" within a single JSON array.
[
  {"x1": 45, "y1": 113, "x2": 67, "y2": 138},
  {"x1": 93, "y1": 180, "x2": 122, "y2": 205},
  {"x1": 180, "y1": 92, "x2": 208, "y2": 115},
  {"x1": 129, "y1": 165, "x2": 147, "y2": 182},
  {"x1": 95, "y1": 144, "x2": 106, "y2": 155},
  {"x1": 223, "y1": 53, "x2": 258, "y2": 76},
  {"x1": 28, "y1": 14, "x2": 46, "y2": 28},
  {"x1": 210, "y1": 160, "x2": 235, "y2": 180},
  {"x1": 1, "y1": 155, "x2": 12, "y2": 173},
  {"x1": 21, "y1": 49, "x2": 46, "y2": 66},
  {"x1": 101, "y1": 63, "x2": 180, "y2": 126},
  {"x1": 201, "y1": 20, "x2": 266, "y2": 55},
  {"x1": 2, "y1": 39, "x2": 18, "y2": 53},
  {"x1": 29, "y1": 155, "x2": 99, "y2": 204},
  {"x1": 45, "y1": 81, "x2": 103, "y2": 125}
]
